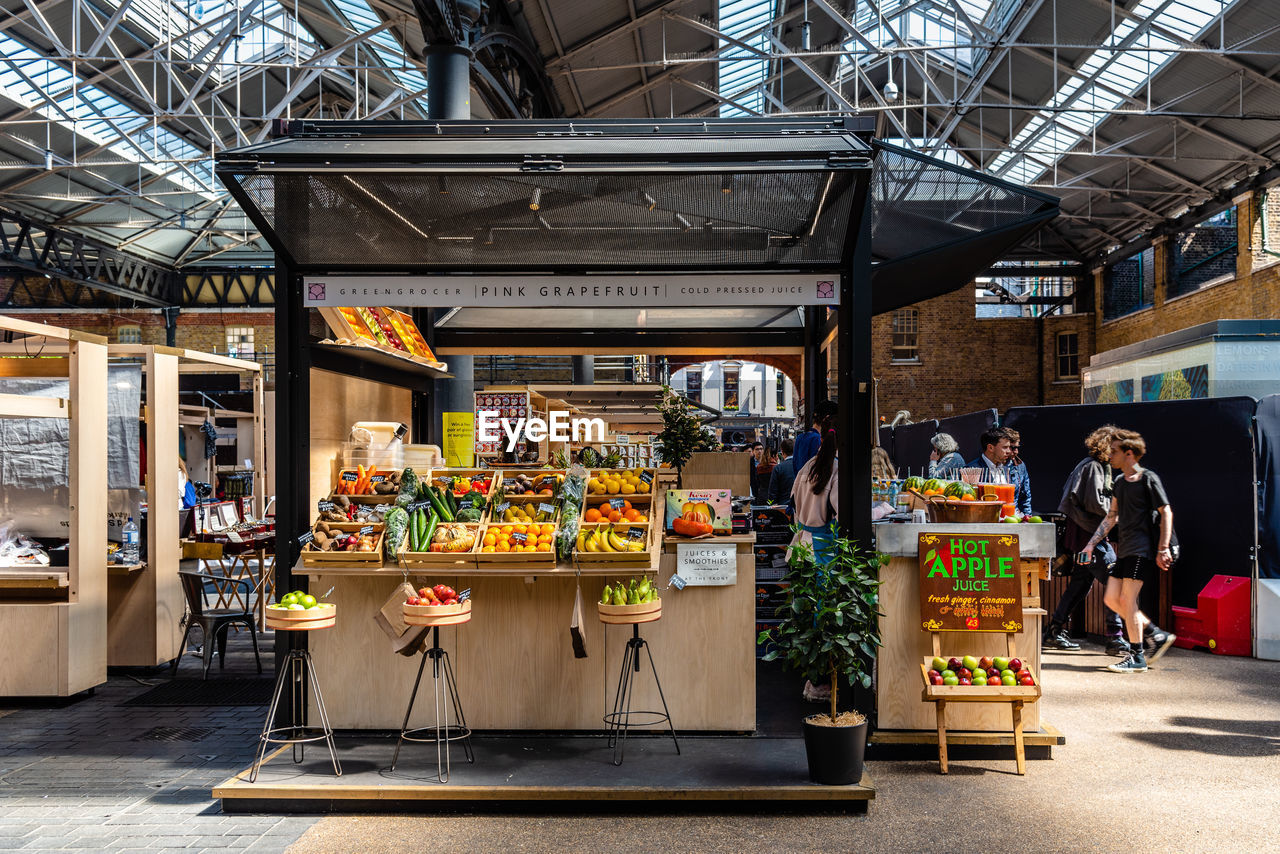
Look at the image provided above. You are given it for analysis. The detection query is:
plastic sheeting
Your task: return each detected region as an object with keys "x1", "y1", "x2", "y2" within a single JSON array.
[
  {"x1": 1003, "y1": 398, "x2": 1257, "y2": 609},
  {"x1": 1257, "y1": 395, "x2": 1280, "y2": 581},
  {"x1": 0, "y1": 365, "x2": 140, "y2": 537}
]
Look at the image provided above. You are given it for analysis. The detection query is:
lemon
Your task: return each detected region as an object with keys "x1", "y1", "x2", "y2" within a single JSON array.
[
  {"x1": 606, "y1": 480, "x2": 621, "y2": 495},
  {"x1": 621, "y1": 483, "x2": 636, "y2": 495},
  {"x1": 588, "y1": 477, "x2": 602, "y2": 492}
]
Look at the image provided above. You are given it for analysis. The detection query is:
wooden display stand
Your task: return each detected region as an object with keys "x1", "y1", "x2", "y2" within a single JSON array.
[
  {"x1": 106, "y1": 345, "x2": 266, "y2": 665},
  {"x1": 920, "y1": 632, "x2": 1042, "y2": 775},
  {"x1": 0, "y1": 316, "x2": 108, "y2": 696}
]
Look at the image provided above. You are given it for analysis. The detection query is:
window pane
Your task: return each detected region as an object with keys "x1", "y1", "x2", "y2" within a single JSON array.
[
  {"x1": 891, "y1": 308, "x2": 918, "y2": 361},
  {"x1": 1170, "y1": 206, "x2": 1238, "y2": 298}
]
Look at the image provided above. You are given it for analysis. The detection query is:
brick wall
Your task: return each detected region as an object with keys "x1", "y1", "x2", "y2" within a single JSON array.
[
  {"x1": 871, "y1": 287, "x2": 1088, "y2": 421},
  {"x1": 1095, "y1": 190, "x2": 1280, "y2": 353}
]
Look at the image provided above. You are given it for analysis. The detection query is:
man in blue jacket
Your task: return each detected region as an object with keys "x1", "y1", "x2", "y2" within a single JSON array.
[
  {"x1": 1004, "y1": 428, "x2": 1033, "y2": 516},
  {"x1": 966, "y1": 426, "x2": 1032, "y2": 515},
  {"x1": 792, "y1": 399, "x2": 838, "y2": 475}
]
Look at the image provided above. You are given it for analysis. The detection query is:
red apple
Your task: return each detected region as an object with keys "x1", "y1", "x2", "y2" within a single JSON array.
[
  {"x1": 407, "y1": 597, "x2": 419, "y2": 606},
  {"x1": 987, "y1": 668, "x2": 1001, "y2": 680},
  {"x1": 947, "y1": 657, "x2": 963, "y2": 671},
  {"x1": 978, "y1": 656, "x2": 994, "y2": 671},
  {"x1": 957, "y1": 668, "x2": 972, "y2": 680},
  {"x1": 1009, "y1": 658, "x2": 1023, "y2": 672},
  {"x1": 927, "y1": 669, "x2": 941, "y2": 680},
  {"x1": 958, "y1": 677, "x2": 972, "y2": 686},
  {"x1": 1019, "y1": 676, "x2": 1035, "y2": 686},
  {"x1": 1016, "y1": 669, "x2": 1032, "y2": 681},
  {"x1": 929, "y1": 673, "x2": 943, "y2": 685}
]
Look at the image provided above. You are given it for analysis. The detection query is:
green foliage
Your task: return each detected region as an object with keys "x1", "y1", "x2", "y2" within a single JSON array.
[
  {"x1": 757, "y1": 524, "x2": 887, "y2": 723},
  {"x1": 655, "y1": 386, "x2": 716, "y2": 487}
]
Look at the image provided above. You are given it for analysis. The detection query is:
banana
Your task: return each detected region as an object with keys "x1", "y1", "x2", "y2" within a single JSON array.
[
  {"x1": 585, "y1": 531, "x2": 601, "y2": 552},
  {"x1": 606, "y1": 529, "x2": 628, "y2": 553},
  {"x1": 599, "y1": 529, "x2": 616, "y2": 552},
  {"x1": 576, "y1": 530, "x2": 586, "y2": 552}
]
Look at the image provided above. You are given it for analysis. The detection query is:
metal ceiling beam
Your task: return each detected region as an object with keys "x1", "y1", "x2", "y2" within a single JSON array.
[{"x1": 546, "y1": 0, "x2": 696, "y2": 72}]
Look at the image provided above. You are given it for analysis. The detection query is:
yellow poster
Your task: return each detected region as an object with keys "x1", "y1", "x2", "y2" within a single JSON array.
[{"x1": 443, "y1": 412, "x2": 474, "y2": 467}]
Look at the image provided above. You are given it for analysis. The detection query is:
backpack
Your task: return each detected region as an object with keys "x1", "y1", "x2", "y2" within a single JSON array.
[{"x1": 1144, "y1": 471, "x2": 1180, "y2": 566}]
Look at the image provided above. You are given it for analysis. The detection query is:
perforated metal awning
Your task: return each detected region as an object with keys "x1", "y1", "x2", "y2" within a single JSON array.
[{"x1": 216, "y1": 118, "x2": 1057, "y2": 312}]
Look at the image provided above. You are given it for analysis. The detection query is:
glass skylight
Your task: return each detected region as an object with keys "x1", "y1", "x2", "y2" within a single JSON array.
[
  {"x1": 987, "y1": 0, "x2": 1236, "y2": 187},
  {"x1": 327, "y1": 0, "x2": 429, "y2": 112},
  {"x1": 717, "y1": 0, "x2": 778, "y2": 117}
]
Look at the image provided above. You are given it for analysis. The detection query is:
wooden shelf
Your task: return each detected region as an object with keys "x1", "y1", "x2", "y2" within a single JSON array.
[
  {"x1": 292, "y1": 559, "x2": 659, "y2": 578},
  {"x1": 663, "y1": 532, "x2": 756, "y2": 545},
  {"x1": 108, "y1": 563, "x2": 146, "y2": 575},
  {"x1": 0, "y1": 568, "x2": 69, "y2": 588}
]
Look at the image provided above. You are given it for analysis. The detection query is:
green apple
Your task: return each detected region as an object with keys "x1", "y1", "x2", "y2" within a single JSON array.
[
  {"x1": 1027, "y1": 515, "x2": 1043, "y2": 523},
  {"x1": 972, "y1": 675, "x2": 987, "y2": 686},
  {"x1": 281, "y1": 593, "x2": 297, "y2": 607},
  {"x1": 942, "y1": 675, "x2": 960, "y2": 686},
  {"x1": 1000, "y1": 669, "x2": 1015, "y2": 680},
  {"x1": 962, "y1": 655, "x2": 980, "y2": 671},
  {"x1": 941, "y1": 669, "x2": 956, "y2": 679},
  {"x1": 1001, "y1": 673, "x2": 1017, "y2": 686},
  {"x1": 993, "y1": 657, "x2": 1010, "y2": 671},
  {"x1": 300, "y1": 594, "x2": 317, "y2": 609},
  {"x1": 931, "y1": 656, "x2": 948, "y2": 673},
  {"x1": 1002, "y1": 516, "x2": 1020, "y2": 523},
  {"x1": 287, "y1": 603, "x2": 305, "y2": 611}
]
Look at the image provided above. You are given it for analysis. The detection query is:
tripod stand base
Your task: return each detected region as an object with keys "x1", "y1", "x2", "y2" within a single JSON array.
[
  {"x1": 249, "y1": 647, "x2": 341, "y2": 783},
  {"x1": 605, "y1": 624, "x2": 680, "y2": 766},
  {"x1": 389, "y1": 626, "x2": 473, "y2": 783}
]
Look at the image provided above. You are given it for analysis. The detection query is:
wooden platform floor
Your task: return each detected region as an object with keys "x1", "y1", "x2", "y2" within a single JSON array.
[{"x1": 215, "y1": 734, "x2": 875, "y2": 812}]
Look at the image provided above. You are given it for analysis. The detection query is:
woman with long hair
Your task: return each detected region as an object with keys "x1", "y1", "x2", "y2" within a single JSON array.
[{"x1": 790, "y1": 415, "x2": 839, "y2": 565}]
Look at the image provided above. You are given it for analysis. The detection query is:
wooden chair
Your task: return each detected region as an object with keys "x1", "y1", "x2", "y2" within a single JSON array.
[{"x1": 173, "y1": 570, "x2": 263, "y2": 679}]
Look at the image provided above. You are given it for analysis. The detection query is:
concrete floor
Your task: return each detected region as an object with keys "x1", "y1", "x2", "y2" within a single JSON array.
[
  {"x1": 285, "y1": 645, "x2": 1280, "y2": 854},
  {"x1": 2, "y1": 632, "x2": 1277, "y2": 853}
]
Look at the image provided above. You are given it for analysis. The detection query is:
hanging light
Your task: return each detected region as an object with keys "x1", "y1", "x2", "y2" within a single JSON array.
[
  {"x1": 801, "y1": 1, "x2": 811, "y2": 51},
  {"x1": 673, "y1": 213, "x2": 692, "y2": 232},
  {"x1": 43, "y1": 149, "x2": 53, "y2": 171},
  {"x1": 437, "y1": 175, "x2": 449, "y2": 195},
  {"x1": 528, "y1": 187, "x2": 542, "y2": 210},
  {"x1": 640, "y1": 191, "x2": 657, "y2": 212},
  {"x1": 883, "y1": 57, "x2": 899, "y2": 101},
  {"x1": 720, "y1": 175, "x2": 733, "y2": 194},
  {"x1": 536, "y1": 214, "x2": 552, "y2": 230}
]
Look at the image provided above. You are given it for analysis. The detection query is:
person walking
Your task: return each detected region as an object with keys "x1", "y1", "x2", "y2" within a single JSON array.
[
  {"x1": 927, "y1": 433, "x2": 965, "y2": 479},
  {"x1": 1044, "y1": 426, "x2": 1127, "y2": 654},
  {"x1": 766, "y1": 437, "x2": 796, "y2": 504},
  {"x1": 752, "y1": 442, "x2": 776, "y2": 499},
  {"x1": 790, "y1": 417, "x2": 838, "y2": 566},
  {"x1": 1003, "y1": 428, "x2": 1033, "y2": 516},
  {"x1": 1081, "y1": 430, "x2": 1178, "y2": 673},
  {"x1": 792, "y1": 399, "x2": 837, "y2": 474}
]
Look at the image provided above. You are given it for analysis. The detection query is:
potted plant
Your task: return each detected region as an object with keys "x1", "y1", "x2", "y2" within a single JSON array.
[
  {"x1": 758, "y1": 524, "x2": 885, "y2": 785},
  {"x1": 655, "y1": 386, "x2": 716, "y2": 487}
]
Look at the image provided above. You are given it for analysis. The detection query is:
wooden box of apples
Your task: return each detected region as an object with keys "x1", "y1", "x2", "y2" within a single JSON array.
[
  {"x1": 266, "y1": 590, "x2": 336, "y2": 630},
  {"x1": 920, "y1": 654, "x2": 1042, "y2": 701},
  {"x1": 403, "y1": 584, "x2": 471, "y2": 626}
]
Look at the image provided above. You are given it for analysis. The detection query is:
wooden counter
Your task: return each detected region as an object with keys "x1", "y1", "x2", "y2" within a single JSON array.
[
  {"x1": 874, "y1": 523, "x2": 1053, "y2": 733},
  {"x1": 305, "y1": 535, "x2": 757, "y2": 732}
]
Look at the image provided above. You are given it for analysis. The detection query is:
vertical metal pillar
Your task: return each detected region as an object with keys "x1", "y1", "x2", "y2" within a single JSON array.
[
  {"x1": 163, "y1": 307, "x2": 179, "y2": 347},
  {"x1": 838, "y1": 187, "x2": 873, "y2": 550},
  {"x1": 427, "y1": 44, "x2": 474, "y2": 444},
  {"x1": 572, "y1": 355, "x2": 595, "y2": 384}
]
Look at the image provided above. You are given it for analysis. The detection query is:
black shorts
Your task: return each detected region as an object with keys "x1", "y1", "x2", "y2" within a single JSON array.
[{"x1": 1109, "y1": 555, "x2": 1155, "y2": 582}]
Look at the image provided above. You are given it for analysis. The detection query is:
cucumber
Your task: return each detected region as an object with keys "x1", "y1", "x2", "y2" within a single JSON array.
[
  {"x1": 427, "y1": 486, "x2": 453, "y2": 522},
  {"x1": 422, "y1": 509, "x2": 439, "y2": 550},
  {"x1": 444, "y1": 485, "x2": 458, "y2": 515},
  {"x1": 409, "y1": 509, "x2": 422, "y2": 552}
]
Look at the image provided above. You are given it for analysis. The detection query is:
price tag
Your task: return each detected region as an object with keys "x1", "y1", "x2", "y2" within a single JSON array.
[
  {"x1": 538, "y1": 502, "x2": 556, "y2": 517},
  {"x1": 458, "y1": 588, "x2": 471, "y2": 602},
  {"x1": 341, "y1": 471, "x2": 358, "y2": 482},
  {"x1": 669, "y1": 574, "x2": 687, "y2": 590},
  {"x1": 370, "y1": 474, "x2": 387, "y2": 484},
  {"x1": 495, "y1": 501, "x2": 511, "y2": 515},
  {"x1": 226, "y1": 530, "x2": 244, "y2": 543},
  {"x1": 639, "y1": 471, "x2": 654, "y2": 486},
  {"x1": 408, "y1": 501, "x2": 431, "y2": 514},
  {"x1": 317, "y1": 500, "x2": 335, "y2": 512},
  {"x1": 510, "y1": 531, "x2": 527, "y2": 544},
  {"x1": 609, "y1": 498, "x2": 626, "y2": 510},
  {"x1": 627, "y1": 527, "x2": 646, "y2": 541},
  {"x1": 359, "y1": 525, "x2": 374, "y2": 536},
  {"x1": 297, "y1": 530, "x2": 314, "y2": 547}
]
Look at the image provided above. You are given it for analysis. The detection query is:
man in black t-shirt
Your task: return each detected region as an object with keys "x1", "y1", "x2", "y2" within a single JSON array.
[{"x1": 1081, "y1": 430, "x2": 1177, "y2": 673}]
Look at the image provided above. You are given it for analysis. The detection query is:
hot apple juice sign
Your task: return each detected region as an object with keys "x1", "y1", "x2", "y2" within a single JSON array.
[{"x1": 918, "y1": 533, "x2": 1022, "y2": 633}]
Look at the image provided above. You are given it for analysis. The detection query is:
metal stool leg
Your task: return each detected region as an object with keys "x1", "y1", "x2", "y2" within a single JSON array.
[
  {"x1": 302, "y1": 649, "x2": 342, "y2": 777},
  {"x1": 604, "y1": 624, "x2": 678, "y2": 767},
  {"x1": 249, "y1": 646, "x2": 341, "y2": 782},
  {"x1": 441, "y1": 650, "x2": 474, "y2": 764},
  {"x1": 390, "y1": 643, "x2": 431, "y2": 772},
  {"x1": 606, "y1": 631, "x2": 636, "y2": 751},
  {"x1": 248, "y1": 649, "x2": 293, "y2": 783},
  {"x1": 389, "y1": 626, "x2": 472, "y2": 783},
  {"x1": 641, "y1": 637, "x2": 681, "y2": 757}
]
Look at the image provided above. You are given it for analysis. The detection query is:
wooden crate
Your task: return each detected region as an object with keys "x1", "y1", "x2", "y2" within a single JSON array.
[
  {"x1": 573, "y1": 522, "x2": 654, "y2": 570},
  {"x1": 598, "y1": 599, "x2": 662, "y2": 625},
  {"x1": 918, "y1": 658, "x2": 1042, "y2": 702},
  {"x1": 265, "y1": 603, "x2": 336, "y2": 631},
  {"x1": 330, "y1": 466, "x2": 401, "y2": 503},
  {"x1": 300, "y1": 522, "x2": 384, "y2": 567},
  {"x1": 397, "y1": 523, "x2": 481, "y2": 571},
  {"x1": 496, "y1": 469, "x2": 565, "y2": 500},
  {"x1": 584, "y1": 468, "x2": 658, "y2": 501},
  {"x1": 427, "y1": 468, "x2": 501, "y2": 503},
  {"x1": 403, "y1": 599, "x2": 472, "y2": 627},
  {"x1": 475, "y1": 517, "x2": 558, "y2": 569}
]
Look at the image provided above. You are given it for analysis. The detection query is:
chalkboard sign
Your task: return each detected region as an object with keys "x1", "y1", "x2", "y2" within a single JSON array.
[
  {"x1": 511, "y1": 531, "x2": 527, "y2": 545},
  {"x1": 317, "y1": 500, "x2": 335, "y2": 512},
  {"x1": 918, "y1": 532, "x2": 1022, "y2": 633},
  {"x1": 359, "y1": 525, "x2": 374, "y2": 536},
  {"x1": 297, "y1": 530, "x2": 314, "y2": 547},
  {"x1": 495, "y1": 501, "x2": 511, "y2": 515},
  {"x1": 639, "y1": 471, "x2": 653, "y2": 486},
  {"x1": 626, "y1": 526, "x2": 646, "y2": 541},
  {"x1": 407, "y1": 501, "x2": 431, "y2": 514},
  {"x1": 370, "y1": 474, "x2": 387, "y2": 483},
  {"x1": 341, "y1": 471, "x2": 358, "y2": 482},
  {"x1": 538, "y1": 502, "x2": 556, "y2": 517},
  {"x1": 609, "y1": 498, "x2": 626, "y2": 510}
]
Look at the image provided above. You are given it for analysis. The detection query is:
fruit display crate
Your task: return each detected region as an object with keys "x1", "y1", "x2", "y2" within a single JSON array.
[
  {"x1": 300, "y1": 522, "x2": 384, "y2": 567},
  {"x1": 397, "y1": 523, "x2": 482, "y2": 570},
  {"x1": 329, "y1": 467, "x2": 401, "y2": 504},
  {"x1": 403, "y1": 599, "x2": 472, "y2": 627},
  {"x1": 918, "y1": 657, "x2": 1042, "y2": 702},
  {"x1": 426, "y1": 468, "x2": 501, "y2": 502},
  {"x1": 496, "y1": 469, "x2": 565, "y2": 501},
  {"x1": 318, "y1": 306, "x2": 445, "y2": 370},
  {"x1": 265, "y1": 602, "x2": 336, "y2": 631},
  {"x1": 573, "y1": 523, "x2": 654, "y2": 570},
  {"x1": 582, "y1": 496, "x2": 654, "y2": 523},
  {"x1": 585, "y1": 468, "x2": 658, "y2": 502},
  {"x1": 598, "y1": 599, "x2": 662, "y2": 625},
  {"x1": 475, "y1": 518, "x2": 560, "y2": 569}
]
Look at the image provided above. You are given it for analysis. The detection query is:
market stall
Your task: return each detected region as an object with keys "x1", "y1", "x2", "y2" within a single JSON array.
[
  {"x1": 210, "y1": 117, "x2": 1056, "y2": 806},
  {"x1": 0, "y1": 316, "x2": 108, "y2": 697}
]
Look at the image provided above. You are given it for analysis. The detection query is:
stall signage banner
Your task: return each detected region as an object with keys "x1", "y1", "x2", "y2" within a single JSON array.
[
  {"x1": 919, "y1": 533, "x2": 1022, "y2": 633},
  {"x1": 303, "y1": 274, "x2": 841, "y2": 308},
  {"x1": 674, "y1": 543, "x2": 737, "y2": 586},
  {"x1": 442, "y1": 412, "x2": 474, "y2": 467}
]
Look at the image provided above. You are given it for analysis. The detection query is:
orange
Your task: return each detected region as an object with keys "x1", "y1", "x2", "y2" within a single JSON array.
[
  {"x1": 496, "y1": 540, "x2": 511, "y2": 552},
  {"x1": 623, "y1": 508, "x2": 640, "y2": 522},
  {"x1": 584, "y1": 508, "x2": 602, "y2": 523},
  {"x1": 514, "y1": 523, "x2": 527, "y2": 534},
  {"x1": 542, "y1": 523, "x2": 556, "y2": 536},
  {"x1": 481, "y1": 545, "x2": 495, "y2": 553},
  {"x1": 537, "y1": 533, "x2": 553, "y2": 545},
  {"x1": 622, "y1": 500, "x2": 633, "y2": 511},
  {"x1": 608, "y1": 510, "x2": 623, "y2": 524},
  {"x1": 501, "y1": 524, "x2": 514, "y2": 535},
  {"x1": 536, "y1": 543, "x2": 551, "y2": 552},
  {"x1": 483, "y1": 532, "x2": 497, "y2": 546}
]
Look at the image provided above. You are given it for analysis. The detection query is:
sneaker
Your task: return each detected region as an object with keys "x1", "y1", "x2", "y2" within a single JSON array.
[
  {"x1": 1042, "y1": 629, "x2": 1081, "y2": 651},
  {"x1": 1107, "y1": 653, "x2": 1148, "y2": 673},
  {"x1": 1143, "y1": 627, "x2": 1177, "y2": 663},
  {"x1": 1105, "y1": 638, "x2": 1131, "y2": 657}
]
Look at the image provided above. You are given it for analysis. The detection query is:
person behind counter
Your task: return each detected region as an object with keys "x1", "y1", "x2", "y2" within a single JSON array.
[
  {"x1": 766, "y1": 437, "x2": 796, "y2": 504},
  {"x1": 871, "y1": 446, "x2": 897, "y2": 480},
  {"x1": 1004, "y1": 428, "x2": 1033, "y2": 516},
  {"x1": 967, "y1": 426, "x2": 1012, "y2": 484},
  {"x1": 927, "y1": 432, "x2": 965, "y2": 479}
]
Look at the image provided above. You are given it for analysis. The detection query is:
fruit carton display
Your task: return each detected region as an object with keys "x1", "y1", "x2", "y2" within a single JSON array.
[
  {"x1": 597, "y1": 577, "x2": 661, "y2": 624},
  {"x1": 585, "y1": 468, "x2": 657, "y2": 500},
  {"x1": 300, "y1": 522, "x2": 384, "y2": 567},
  {"x1": 919, "y1": 654, "x2": 1042, "y2": 701},
  {"x1": 475, "y1": 520, "x2": 558, "y2": 568},
  {"x1": 664, "y1": 489, "x2": 732, "y2": 536},
  {"x1": 398, "y1": 522, "x2": 481, "y2": 570},
  {"x1": 573, "y1": 522, "x2": 653, "y2": 569}
]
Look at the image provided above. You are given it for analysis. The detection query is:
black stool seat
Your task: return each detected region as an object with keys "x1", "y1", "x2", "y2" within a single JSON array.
[{"x1": 605, "y1": 622, "x2": 680, "y2": 766}]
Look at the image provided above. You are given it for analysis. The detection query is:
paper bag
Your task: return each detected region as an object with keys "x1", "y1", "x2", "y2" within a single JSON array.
[
  {"x1": 569, "y1": 579, "x2": 588, "y2": 659},
  {"x1": 374, "y1": 581, "x2": 428, "y2": 656}
]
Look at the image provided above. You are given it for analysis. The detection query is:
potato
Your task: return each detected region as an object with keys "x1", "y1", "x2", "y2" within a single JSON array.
[{"x1": 312, "y1": 530, "x2": 331, "y2": 550}]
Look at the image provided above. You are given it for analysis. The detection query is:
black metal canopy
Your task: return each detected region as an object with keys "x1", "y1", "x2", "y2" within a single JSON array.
[{"x1": 216, "y1": 118, "x2": 1057, "y2": 312}]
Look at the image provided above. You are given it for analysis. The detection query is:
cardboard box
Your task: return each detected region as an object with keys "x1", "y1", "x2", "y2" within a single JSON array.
[
  {"x1": 754, "y1": 545, "x2": 788, "y2": 581},
  {"x1": 755, "y1": 582, "x2": 790, "y2": 621},
  {"x1": 752, "y1": 505, "x2": 792, "y2": 531},
  {"x1": 665, "y1": 489, "x2": 733, "y2": 535}
]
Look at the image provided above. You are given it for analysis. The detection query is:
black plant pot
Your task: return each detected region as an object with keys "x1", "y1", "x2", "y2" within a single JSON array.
[{"x1": 802, "y1": 717, "x2": 868, "y2": 785}]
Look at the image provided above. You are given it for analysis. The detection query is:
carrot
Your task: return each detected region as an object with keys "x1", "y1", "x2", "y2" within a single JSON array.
[{"x1": 354, "y1": 464, "x2": 367, "y2": 495}]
